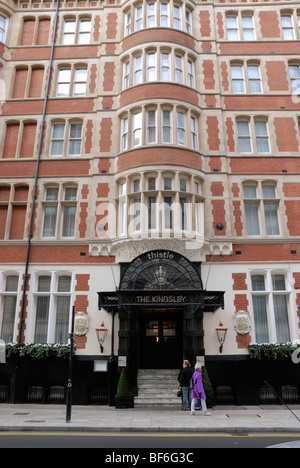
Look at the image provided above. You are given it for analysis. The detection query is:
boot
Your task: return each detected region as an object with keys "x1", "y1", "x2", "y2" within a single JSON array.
[
  {"x1": 201, "y1": 399, "x2": 211, "y2": 416},
  {"x1": 190, "y1": 398, "x2": 196, "y2": 415}
]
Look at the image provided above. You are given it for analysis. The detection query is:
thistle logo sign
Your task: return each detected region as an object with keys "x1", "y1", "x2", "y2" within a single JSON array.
[{"x1": 0, "y1": 340, "x2": 5, "y2": 364}]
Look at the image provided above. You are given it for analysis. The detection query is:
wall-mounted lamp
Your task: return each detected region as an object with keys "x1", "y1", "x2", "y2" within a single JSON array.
[
  {"x1": 216, "y1": 320, "x2": 228, "y2": 353},
  {"x1": 95, "y1": 321, "x2": 109, "y2": 353}
]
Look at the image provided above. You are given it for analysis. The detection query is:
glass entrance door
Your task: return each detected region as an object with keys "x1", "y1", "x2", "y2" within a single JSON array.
[{"x1": 140, "y1": 309, "x2": 183, "y2": 369}]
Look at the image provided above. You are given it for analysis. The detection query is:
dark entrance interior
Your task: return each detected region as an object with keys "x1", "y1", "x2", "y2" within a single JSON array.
[{"x1": 140, "y1": 308, "x2": 183, "y2": 369}]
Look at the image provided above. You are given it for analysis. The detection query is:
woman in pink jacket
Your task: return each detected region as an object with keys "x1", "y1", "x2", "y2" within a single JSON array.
[{"x1": 191, "y1": 363, "x2": 211, "y2": 416}]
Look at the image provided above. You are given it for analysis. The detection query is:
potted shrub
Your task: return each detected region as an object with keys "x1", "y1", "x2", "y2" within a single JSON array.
[
  {"x1": 115, "y1": 369, "x2": 134, "y2": 409},
  {"x1": 202, "y1": 367, "x2": 215, "y2": 407}
]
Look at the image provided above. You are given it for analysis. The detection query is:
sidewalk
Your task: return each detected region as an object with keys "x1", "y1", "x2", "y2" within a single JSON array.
[{"x1": 1, "y1": 404, "x2": 300, "y2": 434}]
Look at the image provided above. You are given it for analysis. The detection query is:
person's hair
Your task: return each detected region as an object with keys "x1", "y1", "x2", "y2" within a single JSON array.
[
  {"x1": 195, "y1": 362, "x2": 202, "y2": 369},
  {"x1": 183, "y1": 360, "x2": 190, "y2": 367}
]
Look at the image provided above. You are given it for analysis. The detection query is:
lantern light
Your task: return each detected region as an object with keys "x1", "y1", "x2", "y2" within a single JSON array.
[
  {"x1": 216, "y1": 320, "x2": 228, "y2": 353},
  {"x1": 95, "y1": 321, "x2": 109, "y2": 353}
]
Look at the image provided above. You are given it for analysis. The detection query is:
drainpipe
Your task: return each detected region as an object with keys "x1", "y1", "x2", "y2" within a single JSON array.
[{"x1": 11, "y1": 0, "x2": 60, "y2": 403}]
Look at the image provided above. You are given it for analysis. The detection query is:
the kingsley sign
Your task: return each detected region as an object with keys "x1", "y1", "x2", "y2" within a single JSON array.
[{"x1": 136, "y1": 294, "x2": 186, "y2": 304}]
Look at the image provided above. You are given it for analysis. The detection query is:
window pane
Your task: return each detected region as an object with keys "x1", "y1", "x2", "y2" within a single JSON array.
[
  {"x1": 1, "y1": 297, "x2": 16, "y2": 342},
  {"x1": 148, "y1": 178, "x2": 156, "y2": 190},
  {"x1": 237, "y1": 121, "x2": 251, "y2": 152},
  {"x1": 133, "y1": 179, "x2": 140, "y2": 192},
  {"x1": 177, "y1": 112, "x2": 185, "y2": 145},
  {"x1": 35, "y1": 296, "x2": 50, "y2": 343},
  {"x1": 62, "y1": 205, "x2": 76, "y2": 237},
  {"x1": 148, "y1": 196, "x2": 156, "y2": 229},
  {"x1": 263, "y1": 185, "x2": 276, "y2": 199},
  {"x1": 135, "y1": 6, "x2": 143, "y2": 30},
  {"x1": 252, "y1": 275, "x2": 265, "y2": 291},
  {"x1": 175, "y1": 55, "x2": 183, "y2": 83},
  {"x1": 274, "y1": 295, "x2": 290, "y2": 342},
  {"x1": 78, "y1": 20, "x2": 91, "y2": 44},
  {"x1": 133, "y1": 198, "x2": 141, "y2": 231},
  {"x1": 5, "y1": 276, "x2": 19, "y2": 292},
  {"x1": 164, "y1": 196, "x2": 173, "y2": 229},
  {"x1": 255, "y1": 121, "x2": 269, "y2": 153},
  {"x1": 69, "y1": 123, "x2": 82, "y2": 154},
  {"x1": 180, "y1": 178, "x2": 187, "y2": 191},
  {"x1": 226, "y1": 16, "x2": 239, "y2": 40},
  {"x1": 147, "y1": 53, "x2": 156, "y2": 81},
  {"x1": 161, "y1": 53, "x2": 170, "y2": 80},
  {"x1": 46, "y1": 187, "x2": 58, "y2": 201},
  {"x1": 38, "y1": 276, "x2": 51, "y2": 292},
  {"x1": 74, "y1": 69, "x2": 87, "y2": 96},
  {"x1": 133, "y1": 112, "x2": 142, "y2": 146},
  {"x1": 147, "y1": 110, "x2": 156, "y2": 142},
  {"x1": 43, "y1": 206, "x2": 57, "y2": 236},
  {"x1": 272, "y1": 274, "x2": 285, "y2": 291},
  {"x1": 243, "y1": 185, "x2": 257, "y2": 199},
  {"x1": 180, "y1": 197, "x2": 187, "y2": 230},
  {"x1": 173, "y1": 5, "x2": 181, "y2": 29},
  {"x1": 248, "y1": 65, "x2": 261, "y2": 93},
  {"x1": 253, "y1": 295, "x2": 269, "y2": 343},
  {"x1": 231, "y1": 65, "x2": 245, "y2": 93},
  {"x1": 58, "y1": 276, "x2": 71, "y2": 292},
  {"x1": 65, "y1": 187, "x2": 77, "y2": 201},
  {"x1": 55, "y1": 296, "x2": 70, "y2": 343},
  {"x1": 264, "y1": 204, "x2": 279, "y2": 235},
  {"x1": 160, "y1": 3, "x2": 169, "y2": 27},
  {"x1": 245, "y1": 204, "x2": 260, "y2": 235},
  {"x1": 63, "y1": 20, "x2": 75, "y2": 44},
  {"x1": 238, "y1": 121, "x2": 250, "y2": 136},
  {"x1": 162, "y1": 110, "x2": 171, "y2": 142},
  {"x1": 242, "y1": 16, "x2": 255, "y2": 40},
  {"x1": 164, "y1": 177, "x2": 172, "y2": 190},
  {"x1": 51, "y1": 124, "x2": 64, "y2": 155}
]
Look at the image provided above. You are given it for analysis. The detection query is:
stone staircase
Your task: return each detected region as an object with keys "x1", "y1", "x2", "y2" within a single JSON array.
[{"x1": 135, "y1": 369, "x2": 180, "y2": 406}]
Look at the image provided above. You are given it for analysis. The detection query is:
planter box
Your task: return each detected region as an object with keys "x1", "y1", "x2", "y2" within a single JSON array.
[{"x1": 115, "y1": 395, "x2": 134, "y2": 409}]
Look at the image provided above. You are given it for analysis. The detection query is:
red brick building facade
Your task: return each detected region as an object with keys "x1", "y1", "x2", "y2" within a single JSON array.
[{"x1": 0, "y1": 0, "x2": 300, "y2": 405}]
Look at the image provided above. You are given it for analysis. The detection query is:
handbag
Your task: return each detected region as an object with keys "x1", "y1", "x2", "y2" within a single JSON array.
[{"x1": 177, "y1": 389, "x2": 182, "y2": 398}]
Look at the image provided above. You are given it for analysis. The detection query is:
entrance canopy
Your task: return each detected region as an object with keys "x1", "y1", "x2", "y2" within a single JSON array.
[{"x1": 98, "y1": 250, "x2": 224, "y2": 313}]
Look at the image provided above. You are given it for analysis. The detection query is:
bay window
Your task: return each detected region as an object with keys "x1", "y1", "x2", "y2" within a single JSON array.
[
  {"x1": 124, "y1": 1, "x2": 193, "y2": 35},
  {"x1": 117, "y1": 171, "x2": 203, "y2": 237},
  {"x1": 120, "y1": 105, "x2": 198, "y2": 150}
]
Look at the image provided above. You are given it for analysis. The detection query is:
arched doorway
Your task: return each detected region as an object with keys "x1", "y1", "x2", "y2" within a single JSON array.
[{"x1": 118, "y1": 250, "x2": 204, "y2": 370}]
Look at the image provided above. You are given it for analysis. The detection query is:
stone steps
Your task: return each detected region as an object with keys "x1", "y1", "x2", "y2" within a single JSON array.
[{"x1": 135, "y1": 369, "x2": 180, "y2": 406}]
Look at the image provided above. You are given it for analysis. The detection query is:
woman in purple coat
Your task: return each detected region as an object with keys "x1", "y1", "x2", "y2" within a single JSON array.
[{"x1": 191, "y1": 363, "x2": 211, "y2": 416}]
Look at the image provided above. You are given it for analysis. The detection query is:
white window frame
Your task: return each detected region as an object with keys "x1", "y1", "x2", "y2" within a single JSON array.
[
  {"x1": 249, "y1": 269, "x2": 297, "y2": 344},
  {"x1": 0, "y1": 14, "x2": 8, "y2": 43},
  {"x1": 29, "y1": 272, "x2": 74, "y2": 344},
  {"x1": 62, "y1": 17, "x2": 91, "y2": 45},
  {"x1": 243, "y1": 182, "x2": 280, "y2": 237},
  {"x1": 289, "y1": 63, "x2": 300, "y2": 95},
  {"x1": 50, "y1": 121, "x2": 83, "y2": 157},
  {"x1": 281, "y1": 13, "x2": 295, "y2": 40},
  {"x1": 42, "y1": 185, "x2": 78, "y2": 239},
  {"x1": 237, "y1": 117, "x2": 270, "y2": 154},
  {"x1": 0, "y1": 272, "x2": 21, "y2": 343}
]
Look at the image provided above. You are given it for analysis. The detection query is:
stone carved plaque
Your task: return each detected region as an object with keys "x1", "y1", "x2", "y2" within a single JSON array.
[
  {"x1": 74, "y1": 312, "x2": 89, "y2": 336},
  {"x1": 234, "y1": 310, "x2": 252, "y2": 335}
]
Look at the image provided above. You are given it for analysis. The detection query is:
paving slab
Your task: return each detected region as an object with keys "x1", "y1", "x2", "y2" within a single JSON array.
[{"x1": 0, "y1": 404, "x2": 300, "y2": 434}]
